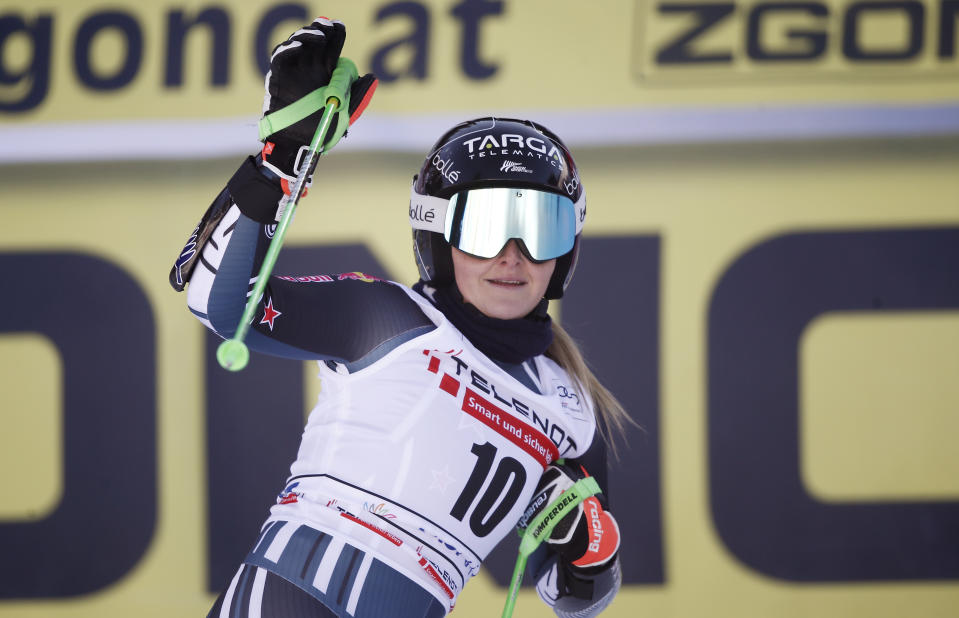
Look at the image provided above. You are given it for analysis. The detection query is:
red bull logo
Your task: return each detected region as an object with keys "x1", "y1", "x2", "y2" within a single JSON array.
[{"x1": 337, "y1": 272, "x2": 382, "y2": 283}]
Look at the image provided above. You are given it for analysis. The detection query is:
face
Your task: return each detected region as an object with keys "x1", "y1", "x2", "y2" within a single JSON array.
[{"x1": 451, "y1": 240, "x2": 556, "y2": 320}]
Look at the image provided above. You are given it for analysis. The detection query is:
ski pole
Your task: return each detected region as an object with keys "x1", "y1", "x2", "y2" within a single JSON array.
[
  {"x1": 502, "y1": 475, "x2": 601, "y2": 618},
  {"x1": 216, "y1": 58, "x2": 358, "y2": 371}
]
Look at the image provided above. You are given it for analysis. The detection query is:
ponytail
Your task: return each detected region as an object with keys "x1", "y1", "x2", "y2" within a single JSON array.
[{"x1": 545, "y1": 322, "x2": 636, "y2": 457}]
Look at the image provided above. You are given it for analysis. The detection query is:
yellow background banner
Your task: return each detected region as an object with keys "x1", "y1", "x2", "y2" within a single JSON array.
[
  {"x1": 0, "y1": 137, "x2": 957, "y2": 616},
  {"x1": 1, "y1": 0, "x2": 958, "y2": 615},
  {"x1": 2, "y1": 0, "x2": 959, "y2": 120}
]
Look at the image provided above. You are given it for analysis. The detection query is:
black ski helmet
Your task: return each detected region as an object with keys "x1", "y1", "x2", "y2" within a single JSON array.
[{"x1": 409, "y1": 117, "x2": 585, "y2": 300}]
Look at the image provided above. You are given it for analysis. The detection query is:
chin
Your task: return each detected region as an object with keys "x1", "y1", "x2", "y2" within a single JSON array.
[{"x1": 484, "y1": 303, "x2": 533, "y2": 320}]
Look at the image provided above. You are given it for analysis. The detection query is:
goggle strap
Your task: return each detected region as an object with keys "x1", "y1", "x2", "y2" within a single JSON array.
[
  {"x1": 408, "y1": 191, "x2": 449, "y2": 234},
  {"x1": 572, "y1": 191, "x2": 586, "y2": 235},
  {"x1": 409, "y1": 186, "x2": 585, "y2": 244}
]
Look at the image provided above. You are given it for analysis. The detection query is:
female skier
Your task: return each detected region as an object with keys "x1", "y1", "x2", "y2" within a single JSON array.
[{"x1": 172, "y1": 18, "x2": 629, "y2": 618}]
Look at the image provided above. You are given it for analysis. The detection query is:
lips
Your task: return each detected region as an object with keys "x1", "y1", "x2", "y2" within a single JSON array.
[{"x1": 488, "y1": 279, "x2": 524, "y2": 286}]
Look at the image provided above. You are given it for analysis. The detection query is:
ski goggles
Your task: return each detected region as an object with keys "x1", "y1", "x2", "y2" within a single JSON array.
[{"x1": 409, "y1": 187, "x2": 585, "y2": 262}]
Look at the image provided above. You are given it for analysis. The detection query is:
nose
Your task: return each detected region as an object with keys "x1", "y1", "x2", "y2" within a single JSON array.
[{"x1": 496, "y1": 239, "x2": 525, "y2": 264}]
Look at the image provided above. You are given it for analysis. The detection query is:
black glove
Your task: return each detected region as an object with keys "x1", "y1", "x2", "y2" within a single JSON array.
[
  {"x1": 260, "y1": 17, "x2": 377, "y2": 192},
  {"x1": 518, "y1": 461, "x2": 621, "y2": 573}
]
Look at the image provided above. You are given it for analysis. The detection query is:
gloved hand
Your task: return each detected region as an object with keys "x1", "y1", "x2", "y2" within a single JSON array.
[
  {"x1": 517, "y1": 461, "x2": 621, "y2": 573},
  {"x1": 260, "y1": 17, "x2": 377, "y2": 193}
]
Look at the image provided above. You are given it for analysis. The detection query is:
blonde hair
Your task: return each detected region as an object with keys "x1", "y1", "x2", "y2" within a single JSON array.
[{"x1": 545, "y1": 321, "x2": 636, "y2": 458}]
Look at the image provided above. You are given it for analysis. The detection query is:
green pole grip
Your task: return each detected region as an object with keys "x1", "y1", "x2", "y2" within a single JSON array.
[
  {"x1": 318, "y1": 57, "x2": 358, "y2": 151},
  {"x1": 325, "y1": 57, "x2": 358, "y2": 108},
  {"x1": 518, "y1": 476, "x2": 600, "y2": 557},
  {"x1": 501, "y1": 476, "x2": 602, "y2": 618},
  {"x1": 257, "y1": 56, "x2": 359, "y2": 147}
]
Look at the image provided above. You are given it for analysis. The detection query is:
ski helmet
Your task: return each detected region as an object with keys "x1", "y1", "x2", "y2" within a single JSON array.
[{"x1": 409, "y1": 117, "x2": 586, "y2": 300}]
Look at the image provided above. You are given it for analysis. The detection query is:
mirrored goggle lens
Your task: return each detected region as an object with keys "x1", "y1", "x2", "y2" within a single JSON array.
[{"x1": 445, "y1": 188, "x2": 576, "y2": 262}]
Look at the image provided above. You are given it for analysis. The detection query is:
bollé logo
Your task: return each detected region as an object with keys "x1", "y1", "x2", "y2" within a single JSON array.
[
  {"x1": 635, "y1": 0, "x2": 959, "y2": 82},
  {"x1": 409, "y1": 202, "x2": 436, "y2": 223},
  {"x1": 431, "y1": 153, "x2": 460, "y2": 183}
]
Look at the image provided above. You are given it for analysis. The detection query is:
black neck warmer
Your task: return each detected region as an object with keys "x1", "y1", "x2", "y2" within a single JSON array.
[{"x1": 413, "y1": 280, "x2": 553, "y2": 364}]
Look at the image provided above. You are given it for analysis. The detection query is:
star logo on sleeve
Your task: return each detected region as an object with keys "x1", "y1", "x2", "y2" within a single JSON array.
[{"x1": 259, "y1": 296, "x2": 282, "y2": 330}]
